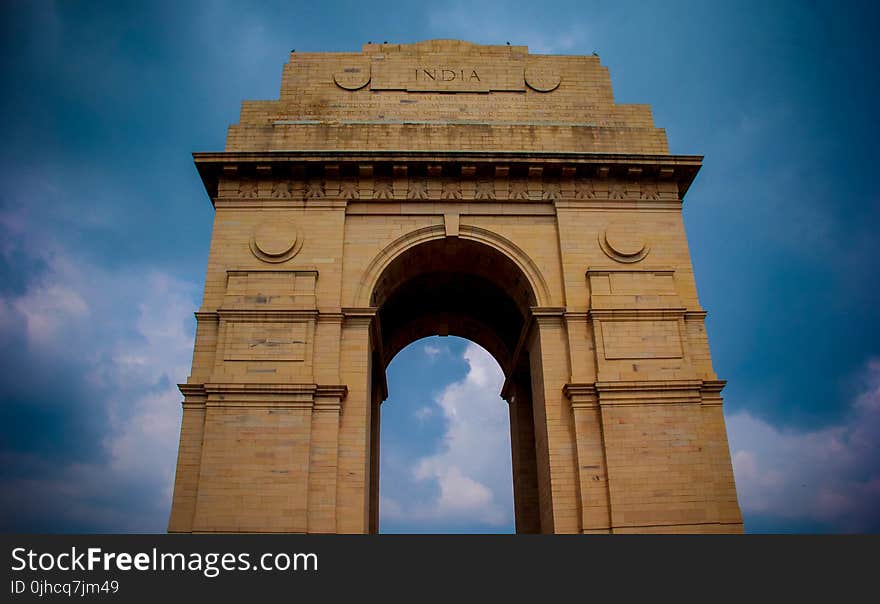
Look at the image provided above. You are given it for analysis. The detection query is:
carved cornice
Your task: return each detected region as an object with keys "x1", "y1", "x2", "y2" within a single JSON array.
[
  {"x1": 216, "y1": 309, "x2": 319, "y2": 321},
  {"x1": 562, "y1": 383, "x2": 599, "y2": 409},
  {"x1": 341, "y1": 307, "x2": 378, "y2": 325},
  {"x1": 563, "y1": 311, "x2": 590, "y2": 322},
  {"x1": 178, "y1": 383, "x2": 207, "y2": 408},
  {"x1": 562, "y1": 379, "x2": 728, "y2": 407},
  {"x1": 226, "y1": 268, "x2": 319, "y2": 277},
  {"x1": 586, "y1": 267, "x2": 674, "y2": 277},
  {"x1": 194, "y1": 151, "x2": 701, "y2": 205},
  {"x1": 315, "y1": 384, "x2": 348, "y2": 399},
  {"x1": 204, "y1": 383, "x2": 318, "y2": 395},
  {"x1": 700, "y1": 379, "x2": 727, "y2": 407},
  {"x1": 198, "y1": 309, "x2": 348, "y2": 322},
  {"x1": 196, "y1": 382, "x2": 348, "y2": 409},
  {"x1": 587, "y1": 308, "x2": 687, "y2": 320},
  {"x1": 597, "y1": 379, "x2": 703, "y2": 406},
  {"x1": 314, "y1": 384, "x2": 349, "y2": 412},
  {"x1": 530, "y1": 306, "x2": 567, "y2": 320}
]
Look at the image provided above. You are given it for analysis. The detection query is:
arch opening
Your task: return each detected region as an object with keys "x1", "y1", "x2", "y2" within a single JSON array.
[
  {"x1": 366, "y1": 237, "x2": 544, "y2": 533},
  {"x1": 379, "y1": 336, "x2": 514, "y2": 533}
]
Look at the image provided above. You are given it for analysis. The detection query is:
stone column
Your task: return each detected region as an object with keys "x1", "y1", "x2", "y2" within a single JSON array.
[
  {"x1": 563, "y1": 384, "x2": 612, "y2": 533},
  {"x1": 505, "y1": 377, "x2": 541, "y2": 533},
  {"x1": 307, "y1": 385, "x2": 347, "y2": 533},
  {"x1": 336, "y1": 308, "x2": 376, "y2": 533},
  {"x1": 167, "y1": 385, "x2": 207, "y2": 532},
  {"x1": 528, "y1": 308, "x2": 581, "y2": 533}
]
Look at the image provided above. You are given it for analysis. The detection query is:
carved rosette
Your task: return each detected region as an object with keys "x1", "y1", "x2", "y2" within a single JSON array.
[
  {"x1": 524, "y1": 65, "x2": 561, "y2": 92},
  {"x1": 474, "y1": 179, "x2": 495, "y2": 200},
  {"x1": 339, "y1": 178, "x2": 359, "y2": 200},
  {"x1": 407, "y1": 178, "x2": 429, "y2": 199},
  {"x1": 640, "y1": 183, "x2": 661, "y2": 200},
  {"x1": 575, "y1": 178, "x2": 597, "y2": 199},
  {"x1": 272, "y1": 180, "x2": 293, "y2": 199},
  {"x1": 333, "y1": 63, "x2": 371, "y2": 90},
  {"x1": 509, "y1": 178, "x2": 529, "y2": 200},
  {"x1": 608, "y1": 184, "x2": 626, "y2": 200},
  {"x1": 304, "y1": 179, "x2": 325, "y2": 199},
  {"x1": 542, "y1": 181, "x2": 562, "y2": 200},
  {"x1": 238, "y1": 179, "x2": 258, "y2": 198},
  {"x1": 599, "y1": 221, "x2": 650, "y2": 263},
  {"x1": 441, "y1": 179, "x2": 462, "y2": 200},
  {"x1": 249, "y1": 221, "x2": 303, "y2": 263},
  {"x1": 373, "y1": 178, "x2": 394, "y2": 199}
]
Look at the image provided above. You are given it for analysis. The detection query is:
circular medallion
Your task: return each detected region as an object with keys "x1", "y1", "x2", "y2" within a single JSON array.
[
  {"x1": 524, "y1": 66, "x2": 561, "y2": 92},
  {"x1": 333, "y1": 64, "x2": 371, "y2": 90},
  {"x1": 249, "y1": 221, "x2": 302, "y2": 263},
  {"x1": 599, "y1": 222, "x2": 650, "y2": 263}
]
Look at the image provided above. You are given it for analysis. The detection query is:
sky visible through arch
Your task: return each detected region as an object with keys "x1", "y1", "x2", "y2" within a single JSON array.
[
  {"x1": 380, "y1": 337, "x2": 514, "y2": 534},
  {"x1": 0, "y1": 1, "x2": 878, "y2": 533}
]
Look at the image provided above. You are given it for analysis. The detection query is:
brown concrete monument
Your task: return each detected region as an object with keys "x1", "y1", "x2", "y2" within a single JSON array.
[{"x1": 169, "y1": 40, "x2": 743, "y2": 533}]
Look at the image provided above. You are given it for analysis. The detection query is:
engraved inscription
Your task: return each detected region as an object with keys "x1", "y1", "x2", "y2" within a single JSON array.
[
  {"x1": 371, "y1": 58, "x2": 524, "y2": 92},
  {"x1": 415, "y1": 67, "x2": 481, "y2": 82}
]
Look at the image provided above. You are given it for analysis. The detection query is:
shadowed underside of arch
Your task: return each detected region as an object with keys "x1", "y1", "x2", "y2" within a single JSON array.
[{"x1": 371, "y1": 237, "x2": 537, "y2": 375}]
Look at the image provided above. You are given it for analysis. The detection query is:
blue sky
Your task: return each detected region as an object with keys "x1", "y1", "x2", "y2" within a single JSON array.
[{"x1": 0, "y1": 0, "x2": 877, "y2": 533}]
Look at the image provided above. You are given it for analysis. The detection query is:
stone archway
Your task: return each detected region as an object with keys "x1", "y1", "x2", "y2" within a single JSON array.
[
  {"x1": 168, "y1": 40, "x2": 743, "y2": 534},
  {"x1": 365, "y1": 237, "x2": 545, "y2": 533}
]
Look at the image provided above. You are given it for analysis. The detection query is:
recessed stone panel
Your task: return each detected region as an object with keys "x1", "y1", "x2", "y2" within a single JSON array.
[
  {"x1": 223, "y1": 270, "x2": 317, "y2": 309},
  {"x1": 224, "y1": 322, "x2": 307, "y2": 361},
  {"x1": 601, "y1": 320, "x2": 683, "y2": 360}
]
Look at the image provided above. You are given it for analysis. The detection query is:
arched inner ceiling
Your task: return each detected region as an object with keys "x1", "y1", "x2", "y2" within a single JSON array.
[{"x1": 371, "y1": 238, "x2": 537, "y2": 375}]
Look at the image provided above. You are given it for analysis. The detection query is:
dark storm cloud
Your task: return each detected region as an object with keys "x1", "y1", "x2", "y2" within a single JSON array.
[
  {"x1": 0, "y1": 0, "x2": 877, "y2": 533},
  {"x1": 0, "y1": 232, "x2": 197, "y2": 531}
]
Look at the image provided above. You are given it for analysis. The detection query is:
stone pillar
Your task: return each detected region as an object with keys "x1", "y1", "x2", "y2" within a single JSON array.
[
  {"x1": 505, "y1": 377, "x2": 541, "y2": 533},
  {"x1": 528, "y1": 308, "x2": 581, "y2": 533},
  {"x1": 190, "y1": 384, "x2": 316, "y2": 533},
  {"x1": 336, "y1": 308, "x2": 376, "y2": 533},
  {"x1": 167, "y1": 385, "x2": 207, "y2": 532},
  {"x1": 307, "y1": 385, "x2": 346, "y2": 533},
  {"x1": 563, "y1": 384, "x2": 612, "y2": 533},
  {"x1": 369, "y1": 381, "x2": 383, "y2": 534}
]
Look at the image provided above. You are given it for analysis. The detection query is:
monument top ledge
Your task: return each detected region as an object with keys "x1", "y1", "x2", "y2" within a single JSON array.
[{"x1": 222, "y1": 39, "x2": 673, "y2": 157}]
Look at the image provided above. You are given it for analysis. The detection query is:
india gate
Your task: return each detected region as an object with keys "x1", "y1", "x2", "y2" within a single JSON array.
[{"x1": 168, "y1": 40, "x2": 743, "y2": 534}]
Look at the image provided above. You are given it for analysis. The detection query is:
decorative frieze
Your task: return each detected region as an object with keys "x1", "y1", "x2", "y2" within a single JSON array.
[
  {"x1": 441, "y1": 178, "x2": 462, "y2": 199},
  {"x1": 474, "y1": 178, "x2": 494, "y2": 200},
  {"x1": 339, "y1": 178, "x2": 359, "y2": 200},
  {"x1": 238, "y1": 178, "x2": 258, "y2": 198},
  {"x1": 304, "y1": 179, "x2": 325, "y2": 199},
  {"x1": 508, "y1": 178, "x2": 529, "y2": 200},
  {"x1": 406, "y1": 178, "x2": 427, "y2": 199},
  {"x1": 575, "y1": 178, "x2": 598, "y2": 199},
  {"x1": 272, "y1": 180, "x2": 293, "y2": 198},
  {"x1": 214, "y1": 162, "x2": 683, "y2": 204},
  {"x1": 373, "y1": 177, "x2": 393, "y2": 199},
  {"x1": 542, "y1": 180, "x2": 562, "y2": 200}
]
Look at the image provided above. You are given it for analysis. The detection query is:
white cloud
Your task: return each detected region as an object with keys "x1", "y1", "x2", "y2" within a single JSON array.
[
  {"x1": 383, "y1": 342, "x2": 513, "y2": 528},
  {"x1": 422, "y1": 342, "x2": 446, "y2": 360},
  {"x1": 0, "y1": 247, "x2": 198, "y2": 531},
  {"x1": 728, "y1": 358, "x2": 880, "y2": 532},
  {"x1": 414, "y1": 405, "x2": 434, "y2": 422}
]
